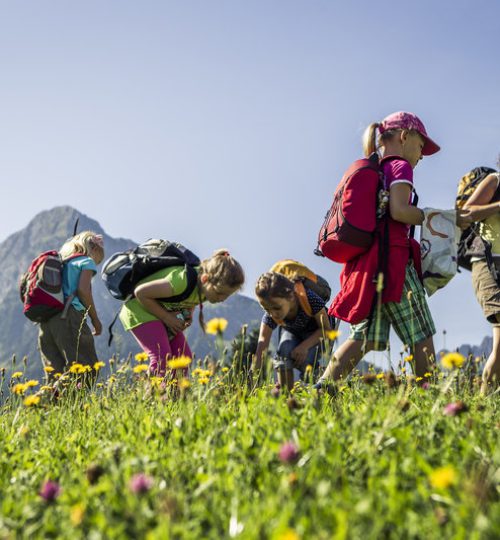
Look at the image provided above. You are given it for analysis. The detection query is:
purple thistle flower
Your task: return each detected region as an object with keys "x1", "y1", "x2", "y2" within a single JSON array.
[
  {"x1": 39, "y1": 480, "x2": 61, "y2": 502},
  {"x1": 421, "y1": 382, "x2": 430, "y2": 390},
  {"x1": 129, "y1": 473, "x2": 154, "y2": 494},
  {"x1": 278, "y1": 441, "x2": 300, "y2": 464},
  {"x1": 443, "y1": 401, "x2": 468, "y2": 417}
]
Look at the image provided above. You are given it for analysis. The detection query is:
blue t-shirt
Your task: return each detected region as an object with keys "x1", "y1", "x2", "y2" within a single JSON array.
[
  {"x1": 62, "y1": 256, "x2": 97, "y2": 311},
  {"x1": 262, "y1": 288, "x2": 326, "y2": 335}
]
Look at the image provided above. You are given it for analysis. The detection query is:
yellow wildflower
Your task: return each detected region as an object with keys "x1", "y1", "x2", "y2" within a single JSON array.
[
  {"x1": 26, "y1": 380, "x2": 39, "y2": 387},
  {"x1": 11, "y1": 372, "x2": 23, "y2": 379},
  {"x1": 23, "y1": 395, "x2": 40, "y2": 407},
  {"x1": 43, "y1": 366, "x2": 54, "y2": 373},
  {"x1": 12, "y1": 383, "x2": 28, "y2": 395},
  {"x1": 40, "y1": 386, "x2": 52, "y2": 391},
  {"x1": 150, "y1": 376, "x2": 163, "y2": 387},
  {"x1": 69, "y1": 363, "x2": 84, "y2": 374},
  {"x1": 326, "y1": 329, "x2": 340, "y2": 340},
  {"x1": 424, "y1": 372, "x2": 432, "y2": 378},
  {"x1": 221, "y1": 367, "x2": 229, "y2": 373},
  {"x1": 416, "y1": 376, "x2": 423, "y2": 382},
  {"x1": 93, "y1": 361, "x2": 105, "y2": 371},
  {"x1": 405, "y1": 354, "x2": 414, "y2": 363},
  {"x1": 429, "y1": 466, "x2": 457, "y2": 489},
  {"x1": 167, "y1": 356, "x2": 192, "y2": 370},
  {"x1": 376, "y1": 373, "x2": 384, "y2": 379},
  {"x1": 135, "y1": 352, "x2": 149, "y2": 362},
  {"x1": 441, "y1": 352, "x2": 465, "y2": 370},
  {"x1": 277, "y1": 529, "x2": 300, "y2": 540},
  {"x1": 54, "y1": 373, "x2": 62, "y2": 379},
  {"x1": 178, "y1": 378, "x2": 191, "y2": 390},
  {"x1": 205, "y1": 318, "x2": 228, "y2": 335},
  {"x1": 133, "y1": 364, "x2": 149, "y2": 374},
  {"x1": 70, "y1": 503, "x2": 85, "y2": 526},
  {"x1": 192, "y1": 367, "x2": 203, "y2": 376},
  {"x1": 198, "y1": 377, "x2": 210, "y2": 385}
]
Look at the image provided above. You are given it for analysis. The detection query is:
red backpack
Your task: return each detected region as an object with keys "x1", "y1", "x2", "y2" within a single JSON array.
[
  {"x1": 315, "y1": 153, "x2": 386, "y2": 263},
  {"x1": 20, "y1": 251, "x2": 82, "y2": 323}
]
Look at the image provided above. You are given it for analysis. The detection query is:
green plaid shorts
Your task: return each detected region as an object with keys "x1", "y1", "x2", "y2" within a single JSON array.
[{"x1": 349, "y1": 264, "x2": 435, "y2": 350}]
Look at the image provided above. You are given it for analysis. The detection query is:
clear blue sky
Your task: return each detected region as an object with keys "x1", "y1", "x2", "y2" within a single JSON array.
[{"x1": 1, "y1": 0, "x2": 499, "y2": 355}]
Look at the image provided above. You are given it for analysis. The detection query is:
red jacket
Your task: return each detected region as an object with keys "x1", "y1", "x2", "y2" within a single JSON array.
[{"x1": 329, "y1": 237, "x2": 422, "y2": 324}]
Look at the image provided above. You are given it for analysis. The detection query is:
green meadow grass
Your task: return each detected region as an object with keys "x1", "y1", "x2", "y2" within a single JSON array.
[{"x1": 0, "y1": 364, "x2": 499, "y2": 540}]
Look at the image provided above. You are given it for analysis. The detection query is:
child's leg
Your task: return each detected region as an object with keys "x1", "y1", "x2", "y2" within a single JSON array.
[
  {"x1": 481, "y1": 325, "x2": 500, "y2": 393},
  {"x1": 319, "y1": 309, "x2": 390, "y2": 383},
  {"x1": 130, "y1": 320, "x2": 172, "y2": 376},
  {"x1": 38, "y1": 322, "x2": 67, "y2": 378},
  {"x1": 385, "y1": 264, "x2": 436, "y2": 377},
  {"x1": 274, "y1": 330, "x2": 300, "y2": 391}
]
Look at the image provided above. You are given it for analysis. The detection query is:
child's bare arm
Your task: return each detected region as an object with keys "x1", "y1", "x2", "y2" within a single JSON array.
[
  {"x1": 134, "y1": 279, "x2": 186, "y2": 333},
  {"x1": 77, "y1": 270, "x2": 101, "y2": 335},
  {"x1": 253, "y1": 323, "x2": 273, "y2": 371},
  {"x1": 463, "y1": 173, "x2": 500, "y2": 221},
  {"x1": 389, "y1": 184, "x2": 424, "y2": 225},
  {"x1": 291, "y1": 309, "x2": 331, "y2": 363}
]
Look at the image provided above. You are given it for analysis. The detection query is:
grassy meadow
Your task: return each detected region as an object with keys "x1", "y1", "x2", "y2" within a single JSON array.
[{"x1": 0, "y1": 339, "x2": 499, "y2": 540}]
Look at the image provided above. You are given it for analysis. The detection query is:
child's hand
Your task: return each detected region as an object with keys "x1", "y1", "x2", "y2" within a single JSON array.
[
  {"x1": 456, "y1": 208, "x2": 474, "y2": 229},
  {"x1": 291, "y1": 344, "x2": 308, "y2": 366},
  {"x1": 92, "y1": 318, "x2": 102, "y2": 336},
  {"x1": 163, "y1": 312, "x2": 186, "y2": 334}
]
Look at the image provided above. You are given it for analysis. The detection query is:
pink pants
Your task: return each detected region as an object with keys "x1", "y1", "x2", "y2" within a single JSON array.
[{"x1": 130, "y1": 320, "x2": 192, "y2": 376}]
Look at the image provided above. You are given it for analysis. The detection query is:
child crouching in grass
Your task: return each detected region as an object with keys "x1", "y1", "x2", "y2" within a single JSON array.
[{"x1": 252, "y1": 271, "x2": 333, "y2": 391}]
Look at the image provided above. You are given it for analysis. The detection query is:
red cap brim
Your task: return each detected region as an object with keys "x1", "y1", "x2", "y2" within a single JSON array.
[{"x1": 422, "y1": 136, "x2": 440, "y2": 156}]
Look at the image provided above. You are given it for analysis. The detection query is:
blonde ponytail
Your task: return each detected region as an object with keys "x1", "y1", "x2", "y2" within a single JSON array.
[{"x1": 362, "y1": 122, "x2": 380, "y2": 157}]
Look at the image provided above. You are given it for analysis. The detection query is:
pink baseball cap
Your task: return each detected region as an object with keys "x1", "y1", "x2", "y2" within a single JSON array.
[{"x1": 379, "y1": 111, "x2": 440, "y2": 156}]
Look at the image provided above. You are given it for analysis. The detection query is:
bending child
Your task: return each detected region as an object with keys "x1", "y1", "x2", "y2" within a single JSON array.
[
  {"x1": 119, "y1": 249, "x2": 244, "y2": 376},
  {"x1": 39, "y1": 231, "x2": 104, "y2": 379},
  {"x1": 253, "y1": 271, "x2": 333, "y2": 391},
  {"x1": 317, "y1": 111, "x2": 472, "y2": 386}
]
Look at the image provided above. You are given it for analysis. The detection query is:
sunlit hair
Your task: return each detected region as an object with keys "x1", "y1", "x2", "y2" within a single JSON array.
[
  {"x1": 59, "y1": 231, "x2": 104, "y2": 260},
  {"x1": 255, "y1": 272, "x2": 294, "y2": 301},
  {"x1": 362, "y1": 122, "x2": 420, "y2": 157},
  {"x1": 197, "y1": 249, "x2": 245, "y2": 330},
  {"x1": 199, "y1": 249, "x2": 245, "y2": 291}
]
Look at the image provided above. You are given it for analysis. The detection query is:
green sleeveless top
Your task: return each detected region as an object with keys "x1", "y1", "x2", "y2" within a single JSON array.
[{"x1": 119, "y1": 266, "x2": 203, "y2": 331}]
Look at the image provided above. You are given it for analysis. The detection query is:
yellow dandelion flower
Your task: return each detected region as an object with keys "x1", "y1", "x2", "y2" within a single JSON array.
[
  {"x1": 69, "y1": 363, "x2": 84, "y2": 374},
  {"x1": 405, "y1": 354, "x2": 414, "y2": 363},
  {"x1": 40, "y1": 385, "x2": 52, "y2": 391},
  {"x1": 167, "y1": 356, "x2": 192, "y2": 370},
  {"x1": 304, "y1": 365, "x2": 313, "y2": 374},
  {"x1": 221, "y1": 367, "x2": 230, "y2": 373},
  {"x1": 277, "y1": 529, "x2": 300, "y2": 540},
  {"x1": 43, "y1": 366, "x2": 54, "y2": 373},
  {"x1": 198, "y1": 377, "x2": 210, "y2": 385},
  {"x1": 23, "y1": 395, "x2": 40, "y2": 407},
  {"x1": 93, "y1": 361, "x2": 105, "y2": 371},
  {"x1": 424, "y1": 372, "x2": 432, "y2": 378},
  {"x1": 70, "y1": 503, "x2": 85, "y2": 526},
  {"x1": 441, "y1": 352, "x2": 465, "y2": 370},
  {"x1": 12, "y1": 383, "x2": 28, "y2": 395},
  {"x1": 205, "y1": 318, "x2": 228, "y2": 335},
  {"x1": 11, "y1": 372, "x2": 23, "y2": 379},
  {"x1": 54, "y1": 373, "x2": 62, "y2": 379},
  {"x1": 376, "y1": 373, "x2": 384, "y2": 379},
  {"x1": 135, "y1": 352, "x2": 149, "y2": 362},
  {"x1": 429, "y1": 466, "x2": 457, "y2": 489},
  {"x1": 150, "y1": 376, "x2": 163, "y2": 387},
  {"x1": 416, "y1": 376, "x2": 423, "y2": 382},
  {"x1": 133, "y1": 364, "x2": 149, "y2": 374},
  {"x1": 97, "y1": 383, "x2": 103, "y2": 388},
  {"x1": 26, "y1": 380, "x2": 39, "y2": 388},
  {"x1": 326, "y1": 329, "x2": 340, "y2": 340},
  {"x1": 178, "y1": 378, "x2": 191, "y2": 390},
  {"x1": 474, "y1": 356, "x2": 482, "y2": 363}
]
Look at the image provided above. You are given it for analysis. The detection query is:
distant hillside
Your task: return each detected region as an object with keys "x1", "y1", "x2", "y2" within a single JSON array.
[{"x1": 0, "y1": 206, "x2": 263, "y2": 377}]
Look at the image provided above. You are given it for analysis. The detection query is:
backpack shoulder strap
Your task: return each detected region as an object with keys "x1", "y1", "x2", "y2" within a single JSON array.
[
  {"x1": 160, "y1": 265, "x2": 199, "y2": 303},
  {"x1": 294, "y1": 281, "x2": 313, "y2": 317}
]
